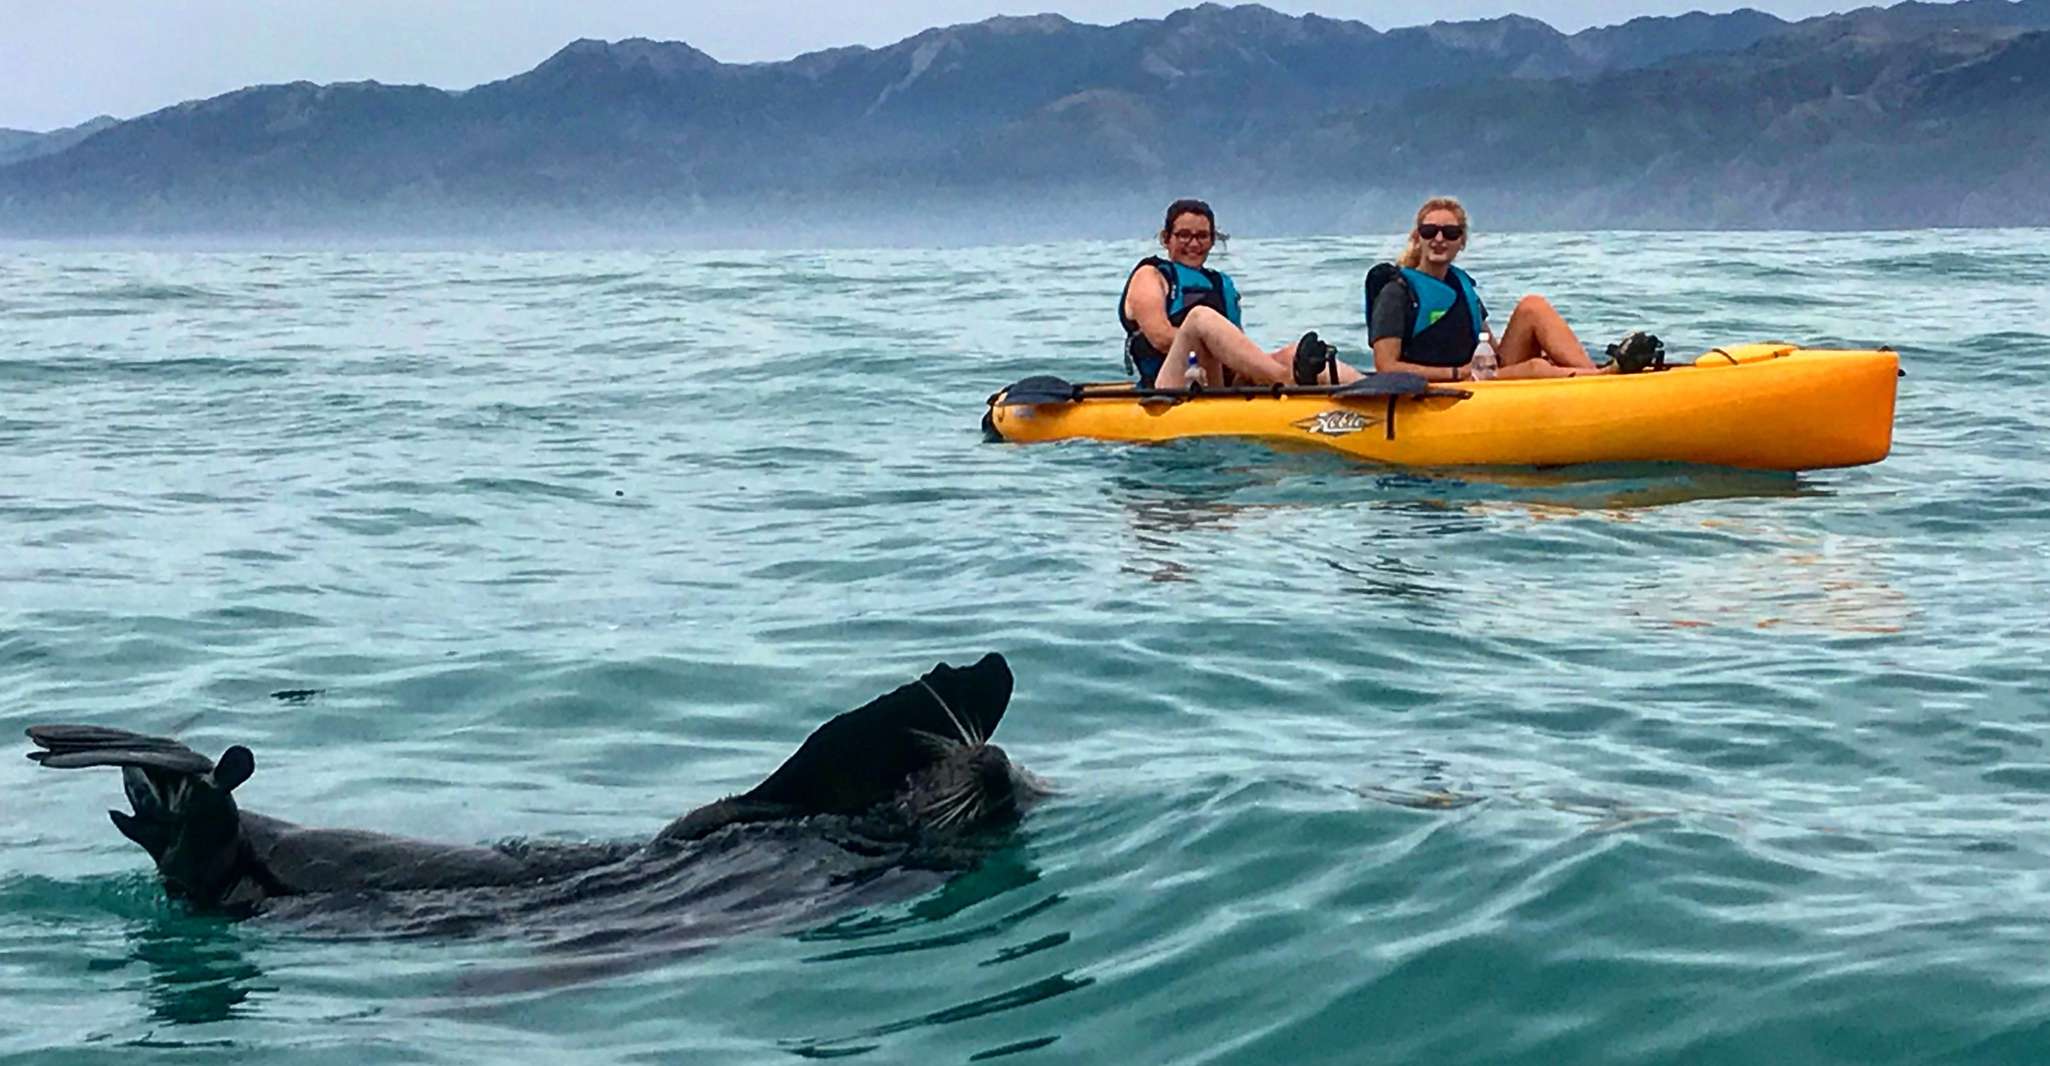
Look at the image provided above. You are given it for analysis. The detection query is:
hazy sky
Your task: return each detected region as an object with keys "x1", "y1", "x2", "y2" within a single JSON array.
[{"x1": 4, "y1": 0, "x2": 1866, "y2": 131}]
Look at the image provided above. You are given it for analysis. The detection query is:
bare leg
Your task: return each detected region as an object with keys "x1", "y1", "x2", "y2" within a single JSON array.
[
  {"x1": 1495, "y1": 295, "x2": 1611, "y2": 378},
  {"x1": 1268, "y1": 341, "x2": 1365, "y2": 385},
  {"x1": 1157, "y1": 307, "x2": 1365, "y2": 388},
  {"x1": 1161, "y1": 306, "x2": 1291, "y2": 386}
]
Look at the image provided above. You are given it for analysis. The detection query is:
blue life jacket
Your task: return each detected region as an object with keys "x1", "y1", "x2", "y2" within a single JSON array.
[
  {"x1": 1120, "y1": 257, "x2": 1242, "y2": 386},
  {"x1": 1364, "y1": 263, "x2": 1486, "y2": 368}
]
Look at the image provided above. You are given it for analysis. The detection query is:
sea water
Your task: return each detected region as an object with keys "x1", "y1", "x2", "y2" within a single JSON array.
[{"x1": 2, "y1": 230, "x2": 2048, "y2": 1063}]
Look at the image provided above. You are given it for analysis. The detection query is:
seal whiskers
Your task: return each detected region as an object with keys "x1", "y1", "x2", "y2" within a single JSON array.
[{"x1": 917, "y1": 676, "x2": 982, "y2": 747}]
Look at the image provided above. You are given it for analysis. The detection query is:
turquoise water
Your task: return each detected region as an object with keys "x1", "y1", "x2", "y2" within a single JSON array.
[{"x1": 2, "y1": 230, "x2": 2047, "y2": 1063}]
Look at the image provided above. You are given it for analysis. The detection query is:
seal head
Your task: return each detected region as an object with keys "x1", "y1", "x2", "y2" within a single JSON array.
[{"x1": 657, "y1": 652, "x2": 1045, "y2": 843}]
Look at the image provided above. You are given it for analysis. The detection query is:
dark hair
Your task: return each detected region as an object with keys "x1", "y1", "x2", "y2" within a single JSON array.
[{"x1": 1159, "y1": 198, "x2": 1228, "y2": 246}]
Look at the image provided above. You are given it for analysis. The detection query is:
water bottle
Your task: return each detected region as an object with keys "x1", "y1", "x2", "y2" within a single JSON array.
[{"x1": 1470, "y1": 334, "x2": 1498, "y2": 381}]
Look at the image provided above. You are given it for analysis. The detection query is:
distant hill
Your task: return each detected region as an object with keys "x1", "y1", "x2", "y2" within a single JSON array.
[
  {"x1": 2, "y1": 0, "x2": 2046, "y2": 238},
  {"x1": 0, "y1": 115, "x2": 119, "y2": 168}
]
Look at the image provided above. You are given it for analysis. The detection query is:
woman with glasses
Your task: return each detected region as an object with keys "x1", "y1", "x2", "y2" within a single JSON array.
[
  {"x1": 1367, "y1": 196, "x2": 1657, "y2": 383},
  {"x1": 1120, "y1": 198, "x2": 1361, "y2": 390}
]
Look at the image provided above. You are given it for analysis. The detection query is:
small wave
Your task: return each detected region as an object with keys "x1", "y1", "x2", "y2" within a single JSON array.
[
  {"x1": 446, "y1": 271, "x2": 644, "y2": 289},
  {"x1": 0, "y1": 871, "x2": 178, "y2": 922},
  {"x1": 0, "y1": 355, "x2": 296, "y2": 380},
  {"x1": 779, "y1": 972, "x2": 1093, "y2": 1058},
  {"x1": 451, "y1": 476, "x2": 596, "y2": 502},
  {"x1": 315, "y1": 506, "x2": 484, "y2": 537},
  {"x1": 1850, "y1": 250, "x2": 2031, "y2": 279},
  {"x1": 12, "y1": 306, "x2": 152, "y2": 320},
  {"x1": 599, "y1": 279, "x2": 696, "y2": 298},
  {"x1": 55, "y1": 282, "x2": 225, "y2": 302}
]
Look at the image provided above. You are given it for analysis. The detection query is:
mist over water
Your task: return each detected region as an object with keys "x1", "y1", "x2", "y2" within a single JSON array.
[
  {"x1": 2, "y1": 229, "x2": 2048, "y2": 1063},
  {"x1": 0, "y1": 188, "x2": 1420, "y2": 251}
]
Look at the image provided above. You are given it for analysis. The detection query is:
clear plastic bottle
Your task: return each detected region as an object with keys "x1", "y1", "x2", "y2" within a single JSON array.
[{"x1": 1469, "y1": 334, "x2": 1498, "y2": 381}]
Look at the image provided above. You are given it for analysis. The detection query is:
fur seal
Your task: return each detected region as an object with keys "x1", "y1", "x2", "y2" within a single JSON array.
[{"x1": 26, "y1": 652, "x2": 1042, "y2": 919}]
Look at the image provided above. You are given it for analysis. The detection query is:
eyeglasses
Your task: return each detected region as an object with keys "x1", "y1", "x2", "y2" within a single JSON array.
[
  {"x1": 1171, "y1": 229, "x2": 1214, "y2": 243},
  {"x1": 1417, "y1": 223, "x2": 1465, "y2": 241}
]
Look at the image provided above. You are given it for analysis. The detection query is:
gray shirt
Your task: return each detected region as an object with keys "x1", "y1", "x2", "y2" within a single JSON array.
[{"x1": 1368, "y1": 276, "x2": 1413, "y2": 344}]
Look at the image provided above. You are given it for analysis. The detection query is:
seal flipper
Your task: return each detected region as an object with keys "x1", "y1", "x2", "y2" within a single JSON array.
[
  {"x1": 26, "y1": 724, "x2": 217, "y2": 775},
  {"x1": 27, "y1": 725, "x2": 258, "y2": 904},
  {"x1": 32, "y1": 726, "x2": 617, "y2": 900},
  {"x1": 109, "y1": 808, "x2": 173, "y2": 857},
  {"x1": 659, "y1": 653, "x2": 1013, "y2": 842}
]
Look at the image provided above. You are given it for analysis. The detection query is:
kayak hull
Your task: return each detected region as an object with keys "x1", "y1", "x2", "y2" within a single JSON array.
[{"x1": 984, "y1": 345, "x2": 1899, "y2": 472}]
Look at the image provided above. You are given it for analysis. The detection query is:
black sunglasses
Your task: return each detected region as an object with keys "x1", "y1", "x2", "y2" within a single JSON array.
[
  {"x1": 1171, "y1": 229, "x2": 1215, "y2": 242},
  {"x1": 1417, "y1": 223, "x2": 1465, "y2": 241}
]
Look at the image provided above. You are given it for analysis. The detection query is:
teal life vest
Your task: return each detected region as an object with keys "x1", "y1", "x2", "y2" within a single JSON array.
[
  {"x1": 1120, "y1": 257, "x2": 1242, "y2": 386},
  {"x1": 1364, "y1": 263, "x2": 1486, "y2": 368}
]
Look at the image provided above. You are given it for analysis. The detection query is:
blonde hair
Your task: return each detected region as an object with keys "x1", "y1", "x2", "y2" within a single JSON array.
[{"x1": 1396, "y1": 196, "x2": 1470, "y2": 269}]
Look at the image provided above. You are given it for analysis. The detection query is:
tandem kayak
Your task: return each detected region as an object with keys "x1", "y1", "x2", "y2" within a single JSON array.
[{"x1": 983, "y1": 344, "x2": 1899, "y2": 472}]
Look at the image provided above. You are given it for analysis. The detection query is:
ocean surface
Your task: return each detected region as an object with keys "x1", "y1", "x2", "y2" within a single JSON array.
[{"x1": 2, "y1": 229, "x2": 2047, "y2": 1064}]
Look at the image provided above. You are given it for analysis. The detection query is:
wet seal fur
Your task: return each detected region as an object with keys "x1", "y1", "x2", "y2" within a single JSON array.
[{"x1": 26, "y1": 653, "x2": 1043, "y2": 918}]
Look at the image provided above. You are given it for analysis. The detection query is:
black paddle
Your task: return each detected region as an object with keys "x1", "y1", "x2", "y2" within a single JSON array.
[{"x1": 993, "y1": 373, "x2": 1470, "y2": 407}]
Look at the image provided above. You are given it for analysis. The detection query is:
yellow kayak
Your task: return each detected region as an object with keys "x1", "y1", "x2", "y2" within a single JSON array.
[{"x1": 983, "y1": 344, "x2": 1899, "y2": 472}]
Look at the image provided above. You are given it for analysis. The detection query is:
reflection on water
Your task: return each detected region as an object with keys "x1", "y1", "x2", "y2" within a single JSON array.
[
  {"x1": 799, "y1": 845, "x2": 1048, "y2": 950},
  {"x1": 1121, "y1": 495, "x2": 1246, "y2": 542},
  {"x1": 799, "y1": 895, "x2": 1066, "y2": 964},
  {"x1": 1111, "y1": 451, "x2": 1818, "y2": 530},
  {"x1": 778, "y1": 972, "x2": 1092, "y2": 1060},
  {"x1": 1108, "y1": 456, "x2": 1809, "y2": 595},
  {"x1": 1324, "y1": 554, "x2": 1454, "y2": 600},
  {"x1": 777, "y1": 846, "x2": 1080, "y2": 1059},
  {"x1": 1433, "y1": 462, "x2": 1816, "y2": 512},
  {"x1": 1624, "y1": 532, "x2": 1914, "y2": 634},
  {"x1": 124, "y1": 918, "x2": 268, "y2": 1027},
  {"x1": 1348, "y1": 784, "x2": 1488, "y2": 810}
]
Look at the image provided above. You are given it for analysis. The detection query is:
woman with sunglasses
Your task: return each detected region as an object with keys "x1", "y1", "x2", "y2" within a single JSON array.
[
  {"x1": 1367, "y1": 197, "x2": 1651, "y2": 382},
  {"x1": 1121, "y1": 198, "x2": 1360, "y2": 390}
]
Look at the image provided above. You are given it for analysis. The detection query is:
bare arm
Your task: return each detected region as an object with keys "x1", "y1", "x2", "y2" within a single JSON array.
[
  {"x1": 1123, "y1": 269, "x2": 1175, "y2": 355},
  {"x1": 1372, "y1": 336, "x2": 1471, "y2": 383}
]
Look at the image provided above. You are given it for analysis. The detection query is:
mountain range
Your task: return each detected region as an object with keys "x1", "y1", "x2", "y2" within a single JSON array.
[{"x1": 2, "y1": 0, "x2": 2046, "y2": 239}]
